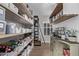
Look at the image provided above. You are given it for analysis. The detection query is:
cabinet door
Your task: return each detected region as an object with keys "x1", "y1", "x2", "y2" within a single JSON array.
[{"x1": 63, "y1": 3, "x2": 79, "y2": 14}]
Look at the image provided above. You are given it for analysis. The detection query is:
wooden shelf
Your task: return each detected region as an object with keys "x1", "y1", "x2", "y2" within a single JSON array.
[
  {"x1": 0, "y1": 33, "x2": 23, "y2": 39},
  {"x1": 54, "y1": 37, "x2": 79, "y2": 45},
  {"x1": 13, "y1": 3, "x2": 33, "y2": 18},
  {"x1": 0, "y1": 32, "x2": 32, "y2": 39},
  {"x1": 53, "y1": 14, "x2": 77, "y2": 24},
  {"x1": 0, "y1": 4, "x2": 33, "y2": 28},
  {"x1": 49, "y1": 3, "x2": 78, "y2": 24},
  {"x1": 0, "y1": 34, "x2": 20, "y2": 39},
  {"x1": 50, "y1": 3, "x2": 63, "y2": 18},
  {"x1": 58, "y1": 39, "x2": 79, "y2": 45}
]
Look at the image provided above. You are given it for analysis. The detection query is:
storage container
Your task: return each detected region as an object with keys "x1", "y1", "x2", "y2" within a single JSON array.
[
  {"x1": 15, "y1": 27, "x2": 22, "y2": 34},
  {"x1": 76, "y1": 32, "x2": 79, "y2": 42},
  {"x1": 6, "y1": 23, "x2": 16, "y2": 34},
  {"x1": 22, "y1": 14, "x2": 28, "y2": 20},
  {"x1": 0, "y1": 6, "x2": 5, "y2": 20},
  {"x1": 8, "y1": 3, "x2": 18, "y2": 14},
  {"x1": 59, "y1": 10, "x2": 63, "y2": 16},
  {"x1": 63, "y1": 48, "x2": 70, "y2": 56},
  {"x1": 0, "y1": 20, "x2": 6, "y2": 34},
  {"x1": 61, "y1": 35, "x2": 65, "y2": 40},
  {"x1": 21, "y1": 28, "x2": 26, "y2": 33}
]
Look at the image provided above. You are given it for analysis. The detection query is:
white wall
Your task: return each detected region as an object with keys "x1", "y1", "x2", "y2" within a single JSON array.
[
  {"x1": 54, "y1": 15, "x2": 79, "y2": 31},
  {"x1": 63, "y1": 3, "x2": 79, "y2": 14},
  {"x1": 39, "y1": 16, "x2": 50, "y2": 43}
]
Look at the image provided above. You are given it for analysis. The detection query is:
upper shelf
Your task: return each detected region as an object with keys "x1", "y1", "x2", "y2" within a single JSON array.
[
  {"x1": 13, "y1": 3, "x2": 33, "y2": 18},
  {"x1": 50, "y1": 3, "x2": 63, "y2": 18},
  {"x1": 0, "y1": 4, "x2": 33, "y2": 27},
  {"x1": 49, "y1": 3, "x2": 78, "y2": 24},
  {"x1": 53, "y1": 14, "x2": 77, "y2": 24}
]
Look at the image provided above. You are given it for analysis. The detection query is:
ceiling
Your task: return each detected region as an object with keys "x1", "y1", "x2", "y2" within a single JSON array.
[{"x1": 28, "y1": 3, "x2": 55, "y2": 17}]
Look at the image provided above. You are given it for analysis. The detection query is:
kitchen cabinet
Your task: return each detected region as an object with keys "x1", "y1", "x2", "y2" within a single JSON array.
[{"x1": 51, "y1": 36, "x2": 79, "y2": 56}]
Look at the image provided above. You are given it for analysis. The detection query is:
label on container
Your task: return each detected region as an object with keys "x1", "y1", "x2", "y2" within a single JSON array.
[
  {"x1": 0, "y1": 23, "x2": 4, "y2": 28},
  {"x1": 0, "y1": 8, "x2": 4, "y2": 15}
]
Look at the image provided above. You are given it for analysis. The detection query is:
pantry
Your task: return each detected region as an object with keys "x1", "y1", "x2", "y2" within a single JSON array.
[{"x1": 0, "y1": 3, "x2": 79, "y2": 56}]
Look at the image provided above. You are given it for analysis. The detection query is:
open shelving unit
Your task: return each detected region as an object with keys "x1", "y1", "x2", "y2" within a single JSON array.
[
  {"x1": 49, "y1": 3, "x2": 77, "y2": 24},
  {"x1": 34, "y1": 16, "x2": 41, "y2": 46},
  {"x1": 0, "y1": 4, "x2": 33, "y2": 28},
  {"x1": 3, "y1": 38, "x2": 33, "y2": 56},
  {"x1": 50, "y1": 3, "x2": 79, "y2": 56},
  {"x1": 0, "y1": 3, "x2": 34, "y2": 56}
]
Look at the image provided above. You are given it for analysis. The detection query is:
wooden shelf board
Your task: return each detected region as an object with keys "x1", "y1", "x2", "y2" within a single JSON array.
[
  {"x1": 0, "y1": 34, "x2": 21, "y2": 39},
  {"x1": 61, "y1": 39, "x2": 79, "y2": 44},
  {"x1": 13, "y1": 3, "x2": 32, "y2": 18},
  {"x1": 0, "y1": 4, "x2": 33, "y2": 27},
  {"x1": 0, "y1": 32, "x2": 32, "y2": 39},
  {"x1": 50, "y1": 3, "x2": 63, "y2": 18},
  {"x1": 53, "y1": 14, "x2": 77, "y2": 24},
  {"x1": 55, "y1": 37, "x2": 79, "y2": 45}
]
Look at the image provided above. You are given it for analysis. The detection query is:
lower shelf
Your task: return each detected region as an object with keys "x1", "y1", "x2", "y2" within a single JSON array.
[{"x1": 2, "y1": 38, "x2": 33, "y2": 56}]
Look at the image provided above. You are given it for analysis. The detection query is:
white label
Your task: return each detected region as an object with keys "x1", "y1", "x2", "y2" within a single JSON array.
[
  {"x1": 0, "y1": 23, "x2": 4, "y2": 28},
  {"x1": 0, "y1": 8, "x2": 4, "y2": 15}
]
